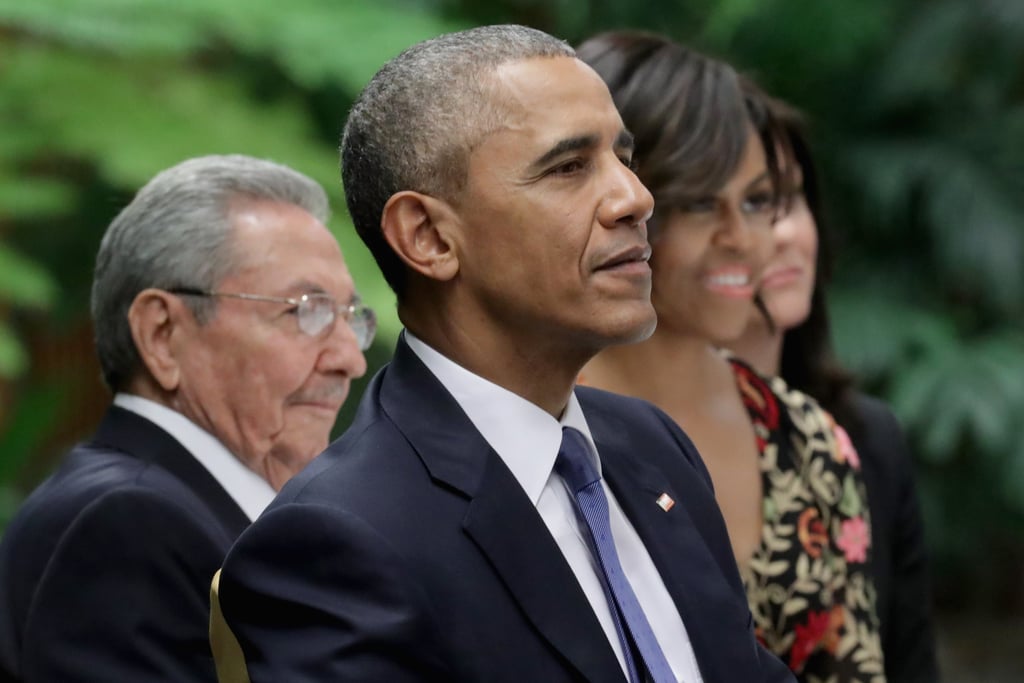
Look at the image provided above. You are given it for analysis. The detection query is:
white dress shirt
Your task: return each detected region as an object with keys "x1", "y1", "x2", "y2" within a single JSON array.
[
  {"x1": 405, "y1": 332, "x2": 703, "y2": 683},
  {"x1": 113, "y1": 393, "x2": 276, "y2": 522}
]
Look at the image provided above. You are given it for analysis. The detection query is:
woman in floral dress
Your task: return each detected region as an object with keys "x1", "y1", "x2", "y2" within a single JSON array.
[
  {"x1": 728, "y1": 82, "x2": 939, "y2": 682},
  {"x1": 576, "y1": 30, "x2": 886, "y2": 682}
]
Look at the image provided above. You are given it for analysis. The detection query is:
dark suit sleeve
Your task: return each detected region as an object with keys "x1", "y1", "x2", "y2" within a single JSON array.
[
  {"x1": 218, "y1": 503, "x2": 453, "y2": 682},
  {"x1": 19, "y1": 488, "x2": 222, "y2": 682},
  {"x1": 859, "y1": 399, "x2": 940, "y2": 682}
]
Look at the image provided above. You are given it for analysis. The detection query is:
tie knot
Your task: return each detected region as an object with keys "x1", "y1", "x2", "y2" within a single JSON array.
[{"x1": 555, "y1": 426, "x2": 600, "y2": 492}]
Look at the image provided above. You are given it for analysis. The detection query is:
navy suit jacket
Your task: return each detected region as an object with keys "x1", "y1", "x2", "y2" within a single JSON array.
[
  {"x1": 217, "y1": 339, "x2": 795, "y2": 682},
  {"x1": 0, "y1": 407, "x2": 249, "y2": 682}
]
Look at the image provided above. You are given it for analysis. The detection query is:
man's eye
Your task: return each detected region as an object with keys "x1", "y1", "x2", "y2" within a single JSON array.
[{"x1": 550, "y1": 159, "x2": 587, "y2": 175}]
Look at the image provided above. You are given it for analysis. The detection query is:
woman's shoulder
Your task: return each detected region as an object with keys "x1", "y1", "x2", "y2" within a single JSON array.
[
  {"x1": 725, "y1": 352, "x2": 862, "y2": 472},
  {"x1": 725, "y1": 354, "x2": 832, "y2": 430},
  {"x1": 842, "y1": 388, "x2": 916, "y2": 482}
]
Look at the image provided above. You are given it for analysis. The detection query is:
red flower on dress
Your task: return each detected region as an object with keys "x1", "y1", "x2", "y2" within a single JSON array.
[
  {"x1": 837, "y1": 516, "x2": 870, "y2": 563},
  {"x1": 789, "y1": 609, "x2": 830, "y2": 672},
  {"x1": 730, "y1": 360, "x2": 781, "y2": 431},
  {"x1": 823, "y1": 605, "x2": 846, "y2": 654},
  {"x1": 797, "y1": 507, "x2": 828, "y2": 558}
]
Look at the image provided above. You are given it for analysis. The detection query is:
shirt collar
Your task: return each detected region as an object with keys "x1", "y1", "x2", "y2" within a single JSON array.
[
  {"x1": 113, "y1": 393, "x2": 276, "y2": 521},
  {"x1": 403, "y1": 331, "x2": 600, "y2": 505}
]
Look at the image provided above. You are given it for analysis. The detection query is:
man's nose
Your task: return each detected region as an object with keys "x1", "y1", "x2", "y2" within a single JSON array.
[
  {"x1": 599, "y1": 159, "x2": 655, "y2": 230},
  {"x1": 318, "y1": 318, "x2": 368, "y2": 379}
]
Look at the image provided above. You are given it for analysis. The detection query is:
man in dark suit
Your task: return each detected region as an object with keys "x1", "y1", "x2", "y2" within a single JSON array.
[
  {"x1": 0, "y1": 154, "x2": 373, "y2": 682},
  {"x1": 212, "y1": 26, "x2": 796, "y2": 683}
]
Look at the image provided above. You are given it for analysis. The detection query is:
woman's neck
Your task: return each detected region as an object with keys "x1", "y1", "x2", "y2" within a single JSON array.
[
  {"x1": 726, "y1": 322, "x2": 784, "y2": 377},
  {"x1": 582, "y1": 326, "x2": 734, "y2": 412}
]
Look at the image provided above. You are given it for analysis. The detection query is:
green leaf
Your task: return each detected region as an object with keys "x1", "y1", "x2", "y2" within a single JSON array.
[
  {"x1": 0, "y1": 172, "x2": 77, "y2": 218},
  {"x1": 0, "y1": 243, "x2": 58, "y2": 308},
  {"x1": 0, "y1": 323, "x2": 28, "y2": 377},
  {"x1": 0, "y1": 381, "x2": 70, "y2": 477},
  {"x1": 0, "y1": 0, "x2": 209, "y2": 56},
  {"x1": 1001, "y1": 427, "x2": 1024, "y2": 515}
]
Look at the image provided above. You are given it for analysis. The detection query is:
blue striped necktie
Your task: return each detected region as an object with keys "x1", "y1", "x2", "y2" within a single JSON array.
[{"x1": 556, "y1": 426, "x2": 676, "y2": 683}]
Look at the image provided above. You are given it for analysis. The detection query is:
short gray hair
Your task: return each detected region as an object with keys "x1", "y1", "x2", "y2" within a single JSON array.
[
  {"x1": 91, "y1": 154, "x2": 329, "y2": 391},
  {"x1": 341, "y1": 24, "x2": 575, "y2": 298}
]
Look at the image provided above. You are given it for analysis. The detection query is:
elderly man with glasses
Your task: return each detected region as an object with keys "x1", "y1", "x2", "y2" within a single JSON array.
[{"x1": 0, "y1": 154, "x2": 372, "y2": 682}]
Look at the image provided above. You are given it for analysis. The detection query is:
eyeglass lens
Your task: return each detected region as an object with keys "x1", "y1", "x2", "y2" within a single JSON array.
[{"x1": 297, "y1": 297, "x2": 375, "y2": 350}]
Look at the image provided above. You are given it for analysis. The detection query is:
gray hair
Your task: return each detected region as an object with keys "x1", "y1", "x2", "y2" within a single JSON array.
[
  {"x1": 91, "y1": 154, "x2": 329, "y2": 391},
  {"x1": 341, "y1": 24, "x2": 575, "y2": 298}
]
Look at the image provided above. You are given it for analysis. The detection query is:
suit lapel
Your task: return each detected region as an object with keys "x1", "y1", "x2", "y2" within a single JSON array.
[
  {"x1": 587, "y1": 403, "x2": 762, "y2": 683},
  {"x1": 93, "y1": 406, "x2": 251, "y2": 540},
  {"x1": 463, "y1": 457, "x2": 626, "y2": 683},
  {"x1": 379, "y1": 339, "x2": 625, "y2": 683}
]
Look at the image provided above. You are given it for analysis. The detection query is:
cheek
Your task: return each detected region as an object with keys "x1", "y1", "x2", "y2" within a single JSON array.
[
  {"x1": 765, "y1": 287, "x2": 813, "y2": 332},
  {"x1": 785, "y1": 208, "x2": 819, "y2": 268},
  {"x1": 753, "y1": 226, "x2": 775, "y2": 269},
  {"x1": 231, "y1": 349, "x2": 308, "y2": 432},
  {"x1": 798, "y1": 223, "x2": 819, "y2": 279}
]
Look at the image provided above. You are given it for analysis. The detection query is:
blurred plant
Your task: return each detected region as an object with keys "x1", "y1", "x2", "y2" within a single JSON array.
[
  {"x1": 0, "y1": 244, "x2": 57, "y2": 526},
  {"x1": 0, "y1": 0, "x2": 469, "y2": 331},
  {"x1": 0, "y1": 245, "x2": 56, "y2": 377}
]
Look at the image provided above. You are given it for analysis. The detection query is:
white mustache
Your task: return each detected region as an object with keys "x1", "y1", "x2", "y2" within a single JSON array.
[{"x1": 291, "y1": 382, "x2": 349, "y2": 405}]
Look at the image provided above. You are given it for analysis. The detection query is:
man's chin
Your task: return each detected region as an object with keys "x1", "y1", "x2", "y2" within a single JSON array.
[{"x1": 601, "y1": 304, "x2": 657, "y2": 347}]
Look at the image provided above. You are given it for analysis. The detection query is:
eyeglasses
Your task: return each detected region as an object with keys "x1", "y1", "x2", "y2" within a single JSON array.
[{"x1": 168, "y1": 287, "x2": 377, "y2": 350}]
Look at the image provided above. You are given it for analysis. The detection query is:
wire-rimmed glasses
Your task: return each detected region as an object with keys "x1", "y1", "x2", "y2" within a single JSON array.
[{"x1": 168, "y1": 287, "x2": 377, "y2": 350}]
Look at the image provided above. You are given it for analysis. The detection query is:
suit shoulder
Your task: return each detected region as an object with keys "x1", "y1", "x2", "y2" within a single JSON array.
[
  {"x1": 575, "y1": 384, "x2": 675, "y2": 427},
  {"x1": 576, "y1": 385, "x2": 697, "y2": 448},
  {"x1": 1, "y1": 445, "x2": 226, "y2": 579},
  {"x1": 11, "y1": 442, "x2": 210, "y2": 522},
  {"x1": 3, "y1": 469, "x2": 225, "y2": 564},
  {"x1": 272, "y1": 412, "x2": 408, "y2": 505},
  {"x1": 844, "y1": 390, "x2": 917, "y2": 489},
  {"x1": 848, "y1": 390, "x2": 903, "y2": 433}
]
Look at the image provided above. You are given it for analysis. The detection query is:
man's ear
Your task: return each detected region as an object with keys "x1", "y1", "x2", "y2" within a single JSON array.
[
  {"x1": 127, "y1": 289, "x2": 188, "y2": 392},
  {"x1": 381, "y1": 191, "x2": 460, "y2": 283}
]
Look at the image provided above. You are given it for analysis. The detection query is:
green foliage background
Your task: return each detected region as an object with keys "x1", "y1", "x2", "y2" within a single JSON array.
[{"x1": 2, "y1": 0, "x2": 1023, "y2": 629}]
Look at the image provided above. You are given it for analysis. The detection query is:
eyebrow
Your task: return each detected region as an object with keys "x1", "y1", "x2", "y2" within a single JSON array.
[
  {"x1": 744, "y1": 170, "x2": 773, "y2": 191},
  {"x1": 284, "y1": 279, "x2": 327, "y2": 296},
  {"x1": 528, "y1": 129, "x2": 636, "y2": 172},
  {"x1": 284, "y1": 280, "x2": 359, "y2": 305}
]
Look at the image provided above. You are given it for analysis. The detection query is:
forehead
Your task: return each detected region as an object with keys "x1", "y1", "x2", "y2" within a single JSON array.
[
  {"x1": 481, "y1": 56, "x2": 626, "y2": 155},
  {"x1": 224, "y1": 197, "x2": 353, "y2": 296}
]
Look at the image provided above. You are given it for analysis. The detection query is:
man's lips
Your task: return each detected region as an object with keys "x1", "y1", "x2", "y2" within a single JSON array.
[{"x1": 595, "y1": 244, "x2": 652, "y2": 271}]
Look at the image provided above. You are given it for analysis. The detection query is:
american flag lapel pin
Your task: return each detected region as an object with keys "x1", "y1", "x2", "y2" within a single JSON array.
[{"x1": 656, "y1": 493, "x2": 675, "y2": 511}]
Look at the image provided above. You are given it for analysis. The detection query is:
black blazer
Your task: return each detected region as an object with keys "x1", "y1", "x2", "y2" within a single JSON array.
[
  {"x1": 216, "y1": 338, "x2": 795, "y2": 682},
  {"x1": 849, "y1": 392, "x2": 940, "y2": 682},
  {"x1": 0, "y1": 407, "x2": 249, "y2": 682}
]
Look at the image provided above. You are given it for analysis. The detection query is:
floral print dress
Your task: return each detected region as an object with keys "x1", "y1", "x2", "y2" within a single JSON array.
[{"x1": 729, "y1": 358, "x2": 886, "y2": 683}]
